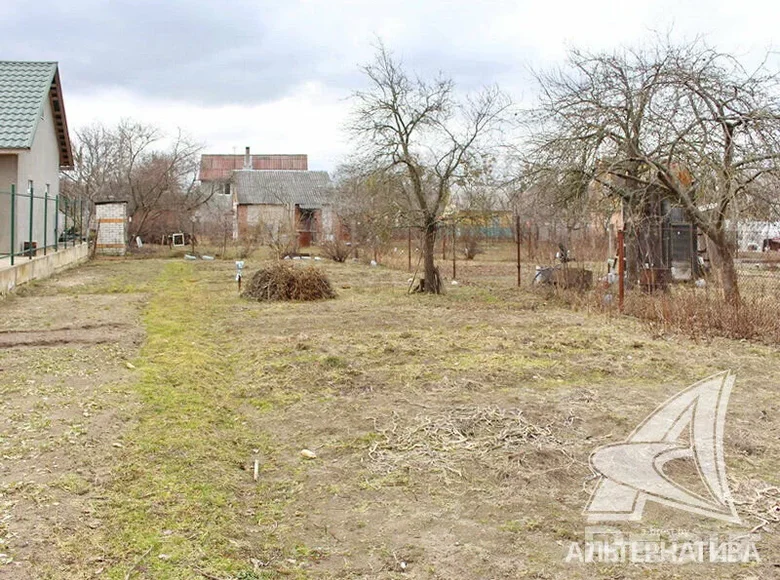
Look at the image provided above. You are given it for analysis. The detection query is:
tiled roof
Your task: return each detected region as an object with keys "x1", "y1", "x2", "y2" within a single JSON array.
[
  {"x1": 0, "y1": 62, "x2": 56, "y2": 148},
  {"x1": 199, "y1": 154, "x2": 308, "y2": 181},
  {"x1": 233, "y1": 170, "x2": 331, "y2": 208},
  {"x1": 0, "y1": 61, "x2": 73, "y2": 167}
]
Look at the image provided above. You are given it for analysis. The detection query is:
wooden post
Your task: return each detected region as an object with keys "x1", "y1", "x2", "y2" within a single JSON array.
[
  {"x1": 618, "y1": 229, "x2": 625, "y2": 312},
  {"x1": 516, "y1": 214, "x2": 521, "y2": 287},
  {"x1": 407, "y1": 227, "x2": 412, "y2": 272},
  {"x1": 442, "y1": 229, "x2": 447, "y2": 260}
]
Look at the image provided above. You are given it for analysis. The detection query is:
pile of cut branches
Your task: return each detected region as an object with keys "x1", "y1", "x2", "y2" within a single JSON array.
[
  {"x1": 367, "y1": 405, "x2": 581, "y2": 485},
  {"x1": 241, "y1": 262, "x2": 335, "y2": 301}
]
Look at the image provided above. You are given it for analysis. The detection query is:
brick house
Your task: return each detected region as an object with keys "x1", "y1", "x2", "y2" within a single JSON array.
[{"x1": 198, "y1": 148, "x2": 335, "y2": 247}]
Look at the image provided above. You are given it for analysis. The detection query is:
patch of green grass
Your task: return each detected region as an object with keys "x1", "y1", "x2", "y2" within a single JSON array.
[{"x1": 57, "y1": 262, "x2": 295, "y2": 578}]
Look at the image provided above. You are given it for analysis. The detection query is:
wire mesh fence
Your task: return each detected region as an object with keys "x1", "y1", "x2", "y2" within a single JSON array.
[
  {"x1": 351, "y1": 216, "x2": 780, "y2": 343},
  {"x1": 0, "y1": 184, "x2": 91, "y2": 266},
  {"x1": 530, "y1": 221, "x2": 780, "y2": 343}
]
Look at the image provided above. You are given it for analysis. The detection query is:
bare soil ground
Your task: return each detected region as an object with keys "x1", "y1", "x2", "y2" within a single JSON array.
[
  {"x1": 0, "y1": 260, "x2": 159, "y2": 577},
  {"x1": 0, "y1": 254, "x2": 778, "y2": 579}
]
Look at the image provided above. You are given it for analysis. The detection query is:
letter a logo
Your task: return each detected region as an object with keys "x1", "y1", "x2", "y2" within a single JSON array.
[{"x1": 585, "y1": 371, "x2": 740, "y2": 524}]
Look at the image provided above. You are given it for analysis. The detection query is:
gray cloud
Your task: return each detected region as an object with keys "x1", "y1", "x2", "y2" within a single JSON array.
[
  {"x1": 0, "y1": 0, "x2": 354, "y2": 105},
  {"x1": 0, "y1": 0, "x2": 541, "y2": 107}
]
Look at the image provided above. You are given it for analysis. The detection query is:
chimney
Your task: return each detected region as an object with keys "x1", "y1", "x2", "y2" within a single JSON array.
[{"x1": 243, "y1": 146, "x2": 251, "y2": 170}]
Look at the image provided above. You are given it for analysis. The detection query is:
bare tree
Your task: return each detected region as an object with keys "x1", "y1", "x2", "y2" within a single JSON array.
[
  {"x1": 63, "y1": 120, "x2": 206, "y2": 241},
  {"x1": 528, "y1": 39, "x2": 780, "y2": 303},
  {"x1": 349, "y1": 43, "x2": 509, "y2": 293},
  {"x1": 331, "y1": 161, "x2": 405, "y2": 261}
]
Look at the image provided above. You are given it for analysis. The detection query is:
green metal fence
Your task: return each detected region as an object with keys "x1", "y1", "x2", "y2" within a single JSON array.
[{"x1": 0, "y1": 184, "x2": 90, "y2": 266}]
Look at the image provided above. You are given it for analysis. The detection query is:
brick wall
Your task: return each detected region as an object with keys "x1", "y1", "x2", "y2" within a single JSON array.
[{"x1": 95, "y1": 202, "x2": 127, "y2": 256}]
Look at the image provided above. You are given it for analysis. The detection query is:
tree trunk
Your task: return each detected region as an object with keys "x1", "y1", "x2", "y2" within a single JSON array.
[
  {"x1": 707, "y1": 235, "x2": 740, "y2": 304},
  {"x1": 420, "y1": 218, "x2": 441, "y2": 294}
]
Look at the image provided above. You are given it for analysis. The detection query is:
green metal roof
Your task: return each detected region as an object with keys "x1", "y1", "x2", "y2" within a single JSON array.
[{"x1": 0, "y1": 61, "x2": 58, "y2": 149}]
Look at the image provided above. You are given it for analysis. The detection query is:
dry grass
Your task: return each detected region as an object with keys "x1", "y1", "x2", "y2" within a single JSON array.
[
  {"x1": 624, "y1": 287, "x2": 780, "y2": 343},
  {"x1": 241, "y1": 262, "x2": 335, "y2": 301},
  {"x1": 367, "y1": 405, "x2": 581, "y2": 485},
  {"x1": 2, "y1": 255, "x2": 780, "y2": 578}
]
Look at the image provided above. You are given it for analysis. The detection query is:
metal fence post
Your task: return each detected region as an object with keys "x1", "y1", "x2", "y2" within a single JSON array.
[
  {"x1": 10, "y1": 184, "x2": 15, "y2": 265},
  {"x1": 43, "y1": 187, "x2": 48, "y2": 255},
  {"x1": 618, "y1": 229, "x2": 625, "y2": 312},
  {"x1": 28, "y1": 183, "x2": 34, "y2": 259},
  {"x1": 451, "y1": 223, "x2": 456, "y2": 281},
  {"x1": 54, "y1": 195, "x2": 59, "y2": 252},
  {"x1": 77, "y1": 197, "x2": 82, "y2": 247},
  {"x1": 407, "y1": 227, "x2": 412, "y2": 272},
  {"x1": 516, "y1": 214, "x2": 521, "y2": 287}
]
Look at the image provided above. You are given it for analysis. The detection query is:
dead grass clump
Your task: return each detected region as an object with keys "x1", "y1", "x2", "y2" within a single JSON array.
[
  {"x1": 367, "y1": 406, "x2": 580, "y2": 485},
  {"x1": 241, "y1": 263, "x2": 336, "y2": 301}
]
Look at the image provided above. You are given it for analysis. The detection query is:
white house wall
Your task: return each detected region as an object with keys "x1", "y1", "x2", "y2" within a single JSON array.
[{"x1": 13, "y1": 96, "x2": 60, "y2": 254}]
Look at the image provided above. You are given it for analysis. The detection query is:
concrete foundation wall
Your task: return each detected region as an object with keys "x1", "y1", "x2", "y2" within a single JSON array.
[{"x1": 0, "y1": 243, "x2": 89, "y2": 297}]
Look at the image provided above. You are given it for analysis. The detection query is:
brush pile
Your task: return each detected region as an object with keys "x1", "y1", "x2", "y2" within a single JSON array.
[{"x1": 241, "y1": 262, "x2": 336, "y2": 301}]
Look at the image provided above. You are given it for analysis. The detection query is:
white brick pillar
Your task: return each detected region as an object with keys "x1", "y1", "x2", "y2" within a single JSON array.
[{"x1": 95, "y1": 201, "x2": 127, "y2": 256}]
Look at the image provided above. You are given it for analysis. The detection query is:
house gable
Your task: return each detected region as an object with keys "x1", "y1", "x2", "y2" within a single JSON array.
[{"x1": 0, "y1": 61, "x2": 73, "y2": 169}]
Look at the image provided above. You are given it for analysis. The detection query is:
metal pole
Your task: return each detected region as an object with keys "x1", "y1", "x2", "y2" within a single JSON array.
[
  {"x1": 452, "y1": 223, "x2": 456, "y2": 281},
  {"x1": 10, "y1": 184, "x2": 15, "y2": 266},
  {"x1": 28, "y1": 183, "x2": 34, "y2": 258},
  {"x1": 407, "y1": 227, "x2": 412, "y2": 272},
  {"x1": 54, "y1": 195, "x2": 59, "y2": 252},
  {"x1": 618, "y1": 229, "x2": 625, "y2": 312},
  {"x1": 43, "y1": 187, "x2": 48, "y2": 255},
  {"x1": 516, "y1": 214, "x2": 521, "y2": 287}
]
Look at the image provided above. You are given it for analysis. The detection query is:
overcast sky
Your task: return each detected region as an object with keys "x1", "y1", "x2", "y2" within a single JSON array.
[{"x1": 1, "y1": 0, "x2": 779, "y2": 171}]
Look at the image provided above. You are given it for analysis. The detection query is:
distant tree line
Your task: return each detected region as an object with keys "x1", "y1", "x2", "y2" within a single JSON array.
[{"x1": 61, "y1": 120, "x2": 207, "y2": 242}]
